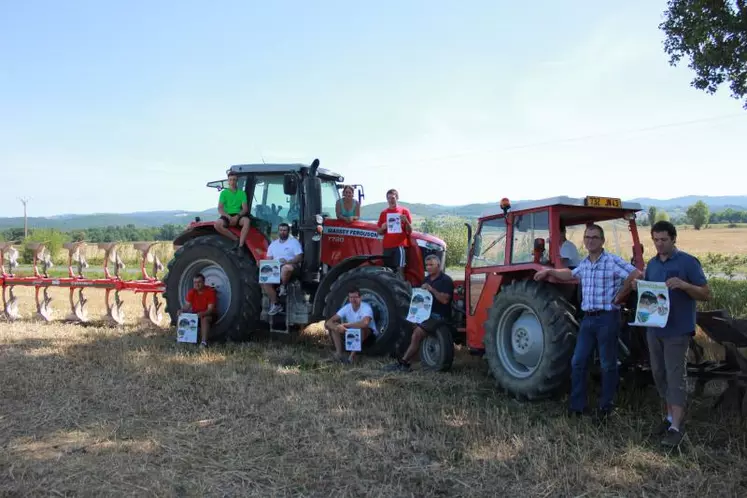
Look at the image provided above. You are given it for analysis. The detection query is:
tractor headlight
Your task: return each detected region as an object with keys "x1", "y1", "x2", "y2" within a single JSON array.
[{"x1": 315, "y1": 214, "x2": 323, "y2": 224}]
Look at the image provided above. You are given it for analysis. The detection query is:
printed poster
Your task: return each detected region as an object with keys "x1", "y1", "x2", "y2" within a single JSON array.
[
  {"x1": 177, "y1": 313, "x2": 199, "y2": 343},
  {"x1": 259, "y1": 259, "x2": 281, "y2": 284},
  {"x1": 345, "y1": 328, "x2": 362, "y2": 352},
  {"x1": 387, "y1": 213, "x2": 402, "y2": 234},
  {"x1": 406, "y1": 288, "x2": 433, "y2": 324},
  {"x1": 629, "y1": 280, "x2": 670, "y2": 328}
]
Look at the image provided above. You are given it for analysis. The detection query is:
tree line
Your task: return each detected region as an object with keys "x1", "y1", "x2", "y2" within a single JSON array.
[{"x1": 641, "y1": 202, "x2": 746, "y2": 230}]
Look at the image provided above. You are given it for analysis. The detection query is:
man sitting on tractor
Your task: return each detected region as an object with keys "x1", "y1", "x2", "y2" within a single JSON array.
[
  {"x1": 324, "y1": 286, "x2": 377, "y2": 364},
  {"x1": 384, "y1": 254, "x2": 455, "y2": 372},
  {"x1": 377, "y1": 188, "x2": 412, "y2": 279},
  {"x1": 214, "y1": 172, "x2": 251, "y2": 253},
  {"x1": 263, "y1": 222, "x2": 303, "y2": 315},
  {"x1": 177, "y1": 273, "x2": 217, "y2": 348}
]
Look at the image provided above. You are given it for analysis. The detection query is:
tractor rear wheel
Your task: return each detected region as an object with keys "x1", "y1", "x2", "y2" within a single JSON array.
[
  {"x1": 484, "y1": 279, "x2": 577, "y2": 400},
  {"x1": 163, "y1": 235, "x2": 261, "y2": 342},
  {"x1": 323, "y1": 265, "x2": 411, "y2": 356}
]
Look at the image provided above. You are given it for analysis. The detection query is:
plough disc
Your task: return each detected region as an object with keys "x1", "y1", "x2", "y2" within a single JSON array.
[
  {"x1": 143, "y1": 293, "x2": 164, "y2": 326},
  {"x1": 36, "y1": 287, "x2": 54, "y2": 322},
  {"x1": 106, "y1": 289, "x2": 126, "y2": 325},
  {"x1": 3, "y1": 287, "x2": 19, "y2": 320},
  {"x1": 68, "y1": 288, "x2": 89, "y2": 322}
]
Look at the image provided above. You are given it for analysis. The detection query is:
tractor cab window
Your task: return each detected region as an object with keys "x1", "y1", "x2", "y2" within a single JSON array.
[
  {"x1": 251, "y1": 175, "x2": 297, "y2": 231},
  {"x1": 511, "y1": 211, "x2": 550, "y2": 264},
  {"x1": 471, "y1": 217, "x2": 507, "y2": 268},
  {"x1": 320, "y1": 180, "x2": 340, "y2": 219}
]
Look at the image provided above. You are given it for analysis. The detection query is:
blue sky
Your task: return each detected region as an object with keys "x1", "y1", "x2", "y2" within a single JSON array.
[{"x1": 1, "y1": 0, "x2": 745, "y2": 218}]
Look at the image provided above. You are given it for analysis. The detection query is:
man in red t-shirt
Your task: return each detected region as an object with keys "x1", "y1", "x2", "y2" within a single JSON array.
[
  {"x1": 178, "y1": 273, "x2": 217, "y2": 348},
  {"x1": 377, "y1": 188, "x2": 412, "y2": 278}
]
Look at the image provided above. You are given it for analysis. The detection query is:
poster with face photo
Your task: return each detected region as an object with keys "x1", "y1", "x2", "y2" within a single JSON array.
[
  {"x1": 177, "y1": 313, "x2": 199, "y2": 343},
  {"x1": 387, "y1": 213, "x2": 402, "y2": 234},
  {"x1": 628, "y1": 280, "x2": 669, "y2": 328},
  {"x1": 259, "y1": 259, "x2": 281, "y2": 284},
  {"x1": 345, "y1": 328, "x2": 362, "y2": 352},
  {"x1": 406, "y1": 288, "x2": 433, "y2": 324}
]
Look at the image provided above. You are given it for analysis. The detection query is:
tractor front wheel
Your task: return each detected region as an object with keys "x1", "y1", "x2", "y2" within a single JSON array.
[
  {"x1": 484, "y1": 279, "x2": 577, "y2": 400},
  {"x1": 419, "y1": 323, "x2": 455, "y2": 372},
  {"x1": 163, "y1": 235, "x2": 261, "y2": 342}
]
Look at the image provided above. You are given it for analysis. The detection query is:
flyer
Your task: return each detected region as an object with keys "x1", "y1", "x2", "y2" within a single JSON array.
[
  {"x1": 258, "y1": 259, "x2": 281, "y2": 284},
  {"x1": 387, "y1": 213, "x2": 402, "y2": 234},
  {"x1": 177, "y1": 313, "x2": 199, "y2": 343},
  {"x1": 345, "y1": 328, "x2": 362, "y2": 351},
  {"x1": 628, "y1": 280, "x2": 670, "y2": 328},
  {"x1": 406, "y1": 288, "x2": 433, "y2": 324}
]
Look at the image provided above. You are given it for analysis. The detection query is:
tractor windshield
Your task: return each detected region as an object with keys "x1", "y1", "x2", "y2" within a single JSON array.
[
  {"x1": 250, "y1": 174, "x2": 298, "y2": 230},
  {"x1": 320, "y1": 179, "x2": 340, "y2": 218},
  {"x1": 560, "y1": 217, "x2": 636, "y2": 262}
]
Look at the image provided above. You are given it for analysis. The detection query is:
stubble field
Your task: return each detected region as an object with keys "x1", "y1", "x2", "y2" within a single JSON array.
[{"x1": 1, "y1": 286, "x2": 746, "y2": 497}]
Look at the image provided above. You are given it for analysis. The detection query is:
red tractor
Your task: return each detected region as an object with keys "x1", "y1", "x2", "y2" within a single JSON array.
[
  {"x1": 419, "y1": 196, "x2": 646, "y2": 400},
  {"x1": 162, "y1": 159, "x2": 446, "y2": 355}
]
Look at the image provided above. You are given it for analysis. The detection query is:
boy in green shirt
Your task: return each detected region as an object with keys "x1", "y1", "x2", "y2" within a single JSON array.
[{"x1": 214, "y1": 172, "x2": 250, "y2": 253}]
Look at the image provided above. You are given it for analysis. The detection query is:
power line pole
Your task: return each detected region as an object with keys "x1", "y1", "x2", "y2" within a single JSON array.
[{"x1": 19, "y1": 198, "x2": 28, "y2": 239}]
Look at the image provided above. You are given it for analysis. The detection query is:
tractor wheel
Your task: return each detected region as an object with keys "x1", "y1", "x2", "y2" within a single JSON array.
[
  {"x1": 323, "y1": 265, "x2": 411, "y2": 356},
  {"x1": 163, "y1": 235, "x2": 261, "y2": 342},
  {"x1": 419, "y1": 323, "x2": 455, "y2": 372},
  {"x1": 484, "y1": 279, "x2": 577, "y2": 400}
]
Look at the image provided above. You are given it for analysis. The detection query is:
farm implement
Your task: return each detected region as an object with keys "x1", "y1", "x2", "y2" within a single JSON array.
[{"x1": 0, "y1": 240, "x2": 165, "y2": 325}]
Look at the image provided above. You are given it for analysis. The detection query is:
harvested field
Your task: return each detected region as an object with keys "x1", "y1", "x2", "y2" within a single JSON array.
[{"x1": 1, "y1": 287, "x2": 747, "y2": 497}]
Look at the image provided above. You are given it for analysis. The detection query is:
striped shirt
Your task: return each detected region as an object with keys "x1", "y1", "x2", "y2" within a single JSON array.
[{"x1": 571, "y1": 250, "x2": 637, "y2": 312}]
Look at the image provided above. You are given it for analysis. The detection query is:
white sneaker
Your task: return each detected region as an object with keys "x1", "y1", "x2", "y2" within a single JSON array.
[
  {"x1": 268, "y1": 303, "x2": 283, "y2": 315},
  {"x1": 278, "y1": 285, "x2": 286, "y2": 297}
]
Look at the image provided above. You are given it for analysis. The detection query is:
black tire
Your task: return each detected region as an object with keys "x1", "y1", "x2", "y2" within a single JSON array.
[
  {"x1": 484, "y1": 279, "x2": 578, "y2": 400},
  {"x1": 163, "y1": 234, "x2": 261, "y2": 342},
  {"x1": 419, "y1": 323, "x2": 455, "y2": 372},
  {"x1": 323, "y1": 265, "x2": 411, "y2": 356}
]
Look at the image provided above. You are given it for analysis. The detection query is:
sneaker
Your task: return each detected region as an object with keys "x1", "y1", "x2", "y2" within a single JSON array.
[
  {"x1": 661, "y1": 427, "x2": 684, "y2": 447},
  {"x1": 278, "y1": 285, "x2": 286, "y2": 297},
  {"x1": 199, "y1": 341, "x2": 207, "y2": 349},
  {"x1": 338, "y1": 356, "x2": 351, "y2": 364},
  {"x1": 649, "y1": 419, "x2": 671, "y2": 437},
  {"x1": 268, "y1": 303, "x2": 283, "y2": 315},
  {"x1": 382, "y1": 361, "x2": 411, "y2": 372}
]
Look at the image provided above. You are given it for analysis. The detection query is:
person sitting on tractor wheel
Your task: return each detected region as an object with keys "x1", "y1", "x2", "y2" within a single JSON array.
[
  {"x1": 177, "y1": 273, "x2": 217, "y2": 348},
  {"x1": 377, "y1": 188, "x2": 412, "y2": 279},
  {"x1": 534, "y1": 223, "x2": 642, "y2": 420},
  {"x1": 214, "y1": 172, "x2": 251, "y2": 253},
  {"x1": 263, "y1": 222, "x2": 303, "y2": 315},
  {"x1": 384, "y1": 254, "x2": 454, "y2": 372},
  {"x1": 324, "y1": 286, "x2": 377, "y2": 364}
]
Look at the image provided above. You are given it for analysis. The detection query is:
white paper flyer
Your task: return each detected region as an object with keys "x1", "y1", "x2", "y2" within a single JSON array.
[
  {"x1": 258, "y1": 259, "x2": 281, "y2": 284},
  {"x1": 387, "y1": 213, "x2": 402, "y2": 234},
  {"x1": 177, "y1": 312, "x2": 199, "y2": 343},
  {"x1": 629, "y1": 280, "x2": 670, "y2": 328},
  {"x1": 406, "y1": 288, "x2": 433, "y2": 324},
  {"x1": 345, "y1": 328, "x2": 362, "y2": 351}
]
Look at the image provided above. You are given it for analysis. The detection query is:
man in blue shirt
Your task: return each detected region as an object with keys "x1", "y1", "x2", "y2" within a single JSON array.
[{"x1": 642, "y1": 221, "x2": 710, "y2": 447}]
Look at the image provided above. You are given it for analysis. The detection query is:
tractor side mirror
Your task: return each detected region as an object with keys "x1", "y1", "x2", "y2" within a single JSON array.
[
  {"x1": 462, "y1": 222, "x2": 473, "y2": 264},
  {"x1": 283, "y1": 174, "x2": 298, "y2": 196},
  {"x1": 473, "y1": 233, "x2": 482, "y2": 257}
]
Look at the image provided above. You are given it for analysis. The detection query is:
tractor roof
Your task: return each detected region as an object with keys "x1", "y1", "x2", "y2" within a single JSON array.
[
  {"x1": 227, "y1": 163, "x2": 345, "y2": 181},
  {"x1": 481, "y1": 196, "x2": 642, "y2": 218}
]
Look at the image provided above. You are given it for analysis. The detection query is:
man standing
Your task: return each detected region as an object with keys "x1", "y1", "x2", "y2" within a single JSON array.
[
  {"x1": 535, "y1": 224, "x2": 642, "y2": 418},
  {"x1": 214, "y1": 172, "x2": 251, "y2": 253},
  {"x1": 263, "y1": 222, "x2": 303, "y2": 315},
  {"x1": 325, "y1": 287, "x2": 377, "y2": 364},
  {"x1": 384, "y1": 254, "x2": 454, "y2": 371},
  {"x1": 377, "y1": 188, "x2": 412, "y2": 278},
  {"x1": 178, "y1": 273, "x2": 217, "y2": 349},
  {"x1": 643, "y1": 221, "x2": 710, "y2": 447}
]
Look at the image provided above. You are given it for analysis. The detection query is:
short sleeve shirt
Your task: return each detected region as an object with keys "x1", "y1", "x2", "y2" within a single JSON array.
[
  {"x1": 186, "y1": 286, "x2": 217, "y2": 313},
  {"x1": 336, "y1": 302, "x2": 378, "y2": 335},
  {"x1": 571, "y1": 251, "x2": 637, "y2": 312},
  {"x1": 267, "y1": 237, "x2": 303, "y2": 261},
  {"x1": 424, "y1": 272, "x2": 454, "y2": 319},
  {"x1": 644, "y1": 249, "x2": 707, "y2": 337},
  {"x1": 219, "y1": 188, "x2": 248, "y2": 215},
  {"x1": 560, "y1": 240, "x2": 581, "y2": 266},
  {"x1": 378, "y1": 206, "x2": 412, "y2": 249}
]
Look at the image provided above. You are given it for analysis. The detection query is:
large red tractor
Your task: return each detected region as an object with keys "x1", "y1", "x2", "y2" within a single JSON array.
[{"x1": 162, "y1": 159, "x2": 446, "y2": 355}]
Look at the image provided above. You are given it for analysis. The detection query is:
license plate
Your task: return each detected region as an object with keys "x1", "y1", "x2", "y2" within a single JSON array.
[{"x1": 585, "y1": 196, "x2": 622, "y2": 208}]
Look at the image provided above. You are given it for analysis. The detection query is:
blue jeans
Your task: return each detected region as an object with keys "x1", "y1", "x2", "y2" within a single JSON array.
[{"x1": 570, "y1": 310, "x2": 621, "y2": 412}]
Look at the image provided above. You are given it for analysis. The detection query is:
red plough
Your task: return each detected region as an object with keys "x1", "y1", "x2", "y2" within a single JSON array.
[{"x1": 0, "y1": 241, "x2": 165, "y2": 326}]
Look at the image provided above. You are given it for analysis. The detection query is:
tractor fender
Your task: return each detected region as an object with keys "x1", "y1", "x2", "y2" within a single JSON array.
[
  {"x1": 173, "y1": 223, "x2": 267, "y2": 265},
  {"x1": 311, "y1": 254, "x2": 384, "y2": 321}
]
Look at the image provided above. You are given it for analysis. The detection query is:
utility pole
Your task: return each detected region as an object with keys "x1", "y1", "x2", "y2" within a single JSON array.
[{"x1": 20, "y1": 198, "x2": 28, "y2": 239}]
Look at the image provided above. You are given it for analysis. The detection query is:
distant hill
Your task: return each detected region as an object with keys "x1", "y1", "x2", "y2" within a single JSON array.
[{"x1": 2, "y1": 195, "x2": 746, "y2": 231}]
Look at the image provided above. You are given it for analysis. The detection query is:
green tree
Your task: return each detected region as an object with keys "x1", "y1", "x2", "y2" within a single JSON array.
[
  {"x1": 654, "y1": 210, "x2": 671, "y2": 223},
  {"x1": 686, "y1": 200, "x2": 710, "y2": 229},
  {"x1": 660, "y1": 0, "x2": 747, "y2": 109},
  {"x1": 22, "y1": 228, "x2": 70, "y2": 264}
]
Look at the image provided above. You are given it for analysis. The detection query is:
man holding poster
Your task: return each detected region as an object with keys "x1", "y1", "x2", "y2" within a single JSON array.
[
  {"x1": 377, "y1": 188, "x2": 412, "y2": 278},
  {"x1": 642, "y1": 221, "x2": 710, "y2": 447}
]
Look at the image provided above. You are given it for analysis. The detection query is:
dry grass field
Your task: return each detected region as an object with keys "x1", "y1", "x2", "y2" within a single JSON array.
[{"x1": 2, "y1": 286, "x2": 747, "y2": 497}]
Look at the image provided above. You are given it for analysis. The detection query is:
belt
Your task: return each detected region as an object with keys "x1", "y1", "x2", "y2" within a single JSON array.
[{"x1": 584, "y1": 309, "x2": 617, "y2": 316}]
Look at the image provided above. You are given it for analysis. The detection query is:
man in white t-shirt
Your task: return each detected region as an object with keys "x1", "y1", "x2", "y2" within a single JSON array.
[
  {"x1": 559, "y1": 225, "x2": 580, "y2": 267},
  {"x1": 324, "y1": 286, "x2": 378, "y2": 364},
  {"x1": 263, "y1": 222, "x2": 303, "y2": 315}
]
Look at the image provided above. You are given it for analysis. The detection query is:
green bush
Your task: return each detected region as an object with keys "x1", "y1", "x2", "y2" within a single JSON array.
[
  {"x1": 420, "y1": 217, "x2": 470, "y2": 268},
  {"x1": 22, "y1": 228, "x2": 70, "y2": 265},
  {"x1": 699, "y1": 278, "x2": 747, "y2": 318}
]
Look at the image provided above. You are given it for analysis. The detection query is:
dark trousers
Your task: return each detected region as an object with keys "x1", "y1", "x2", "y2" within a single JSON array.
[{"x1": 570, "y1": 310, "x2": 621, "y2": 412}]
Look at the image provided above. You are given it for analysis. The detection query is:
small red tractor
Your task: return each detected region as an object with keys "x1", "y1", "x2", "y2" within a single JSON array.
[{"x1": 162, "y1": 159, "x2": 446, "y2": 355}]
